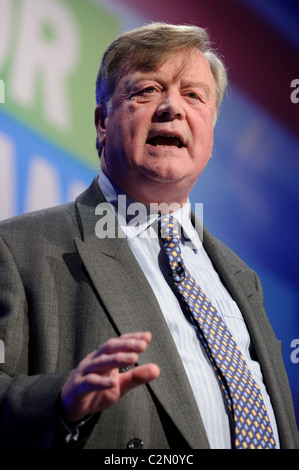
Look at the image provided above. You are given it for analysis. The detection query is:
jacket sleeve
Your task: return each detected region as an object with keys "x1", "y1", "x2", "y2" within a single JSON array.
[{"x1": 0, "y1": 236, "x2": 68, "y2": 448}]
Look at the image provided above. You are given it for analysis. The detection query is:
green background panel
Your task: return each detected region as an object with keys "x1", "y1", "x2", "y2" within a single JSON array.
[{"x1": 0, "y1": 0, "x2": 121, "y2": 165}]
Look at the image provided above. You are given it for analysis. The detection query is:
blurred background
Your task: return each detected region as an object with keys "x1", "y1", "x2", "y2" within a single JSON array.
[{"x1": 0, "y1": 0, "x2": 298, "y2": 426}]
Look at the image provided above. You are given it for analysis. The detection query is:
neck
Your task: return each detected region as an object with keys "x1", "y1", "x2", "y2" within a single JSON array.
[{"x1": 101, "y1": 170, "x2": 191, "y2": 214}]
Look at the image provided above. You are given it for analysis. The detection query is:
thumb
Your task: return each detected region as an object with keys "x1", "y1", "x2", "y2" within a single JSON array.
[{"x1": 119, "y1": 363, "x2": 160, "y2": 397}]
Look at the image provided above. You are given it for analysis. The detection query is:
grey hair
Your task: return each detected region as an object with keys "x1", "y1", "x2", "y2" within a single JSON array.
[{"x1": 95, "y1": 22, "x2": 228, "y2": 156}]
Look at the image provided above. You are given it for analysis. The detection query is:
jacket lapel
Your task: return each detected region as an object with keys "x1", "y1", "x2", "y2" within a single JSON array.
[
  {"x1": 73, "y1": 178, "x2": 210, "y2": 448},
  {"x1": 202, "y1": 227, "x2": 273, "y2": 360},
  {"x1": 201, "y1": 226, "x2": 288, "y2": 435}
]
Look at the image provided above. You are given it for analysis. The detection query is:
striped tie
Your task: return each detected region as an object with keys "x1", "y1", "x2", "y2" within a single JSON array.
[{"x1": 159, "y1": 215, "x2": 276, "y2": 449}]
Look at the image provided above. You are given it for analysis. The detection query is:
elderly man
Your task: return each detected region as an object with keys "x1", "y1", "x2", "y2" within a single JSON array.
[{"x1": 0, "y1": 23, "x2": 298, "y2": 449}]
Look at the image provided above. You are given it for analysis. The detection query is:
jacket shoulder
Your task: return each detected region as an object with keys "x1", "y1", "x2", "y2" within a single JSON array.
[
  {"x1": 0, "y1": 202, "x2": 79, "y2": 250},
  {"x1": 203, "y1": 228, "x2": 251, "y2": 273}
]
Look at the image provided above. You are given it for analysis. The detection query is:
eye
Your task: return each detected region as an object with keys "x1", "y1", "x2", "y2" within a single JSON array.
[
  {"x1": 186, "y1": 91, "x2": 205, "y2": 102},
  {"x1": 142, "y1": 86, "x2": 156, "y2": 94},
  {"x1": 187, "y1": 91, "x2": 199, "y2": 99},
  {"x1": 134, "y1": 85, "x2": 159, "y2": 100}
]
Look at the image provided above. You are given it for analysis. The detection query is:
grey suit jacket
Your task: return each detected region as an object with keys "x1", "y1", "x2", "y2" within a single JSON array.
[{"x1": 0, "y1": 177, "x2": 298, "y2": 449}]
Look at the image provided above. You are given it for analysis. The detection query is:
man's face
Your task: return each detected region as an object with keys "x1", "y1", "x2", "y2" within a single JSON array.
[{"x1": 95, "y1": 49, "x2": 216, "y2": 206}]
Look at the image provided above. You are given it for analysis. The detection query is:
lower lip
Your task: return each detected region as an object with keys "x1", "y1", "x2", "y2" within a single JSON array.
[{"x1": 146, "y1": 144, "x2": 185, "y2": 152}]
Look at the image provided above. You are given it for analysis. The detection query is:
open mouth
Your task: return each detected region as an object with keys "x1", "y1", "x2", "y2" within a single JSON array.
[{"x1": 146, "y1": 134, "x2": 184, "y2": 148}]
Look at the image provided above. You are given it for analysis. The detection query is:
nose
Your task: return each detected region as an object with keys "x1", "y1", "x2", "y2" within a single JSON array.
[{"x1": 155, "y1": 90, "x2": 185, "y2": 121}]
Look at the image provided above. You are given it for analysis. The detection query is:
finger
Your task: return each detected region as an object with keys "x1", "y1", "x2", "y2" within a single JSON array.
[
  {"x1": 92, "y1": 332, "x2": 152, "y2": 358},
  {"x1": 119, "y1": 331, "x2": 152, "y2": 341},
  {"x1": 72, "y1": 372, "x2": 117, "y2": 395},
  {"x1": 119, "y1": 363, "x2": 160, "y2": 397},
  {"x1": 82, "y1": 351, "x2": 139, "y2": 376}
]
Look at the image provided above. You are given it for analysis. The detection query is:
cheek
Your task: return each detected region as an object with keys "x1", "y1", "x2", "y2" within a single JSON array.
[
  {"x1": 189, "y1": 108, "x2": 214, "y2": 139},
  {"x1": 123, "y1": 105, "x2": 144, "y2": 135},
  {"x1": 207, "y1": 127, "x2": 214, "y2": 151},
  {"x1": 192, "y1": 125, "x2": 213, "y2": 152},
  {"x1": 106, "y1": 113, "x2": 147, "y2": 161}
]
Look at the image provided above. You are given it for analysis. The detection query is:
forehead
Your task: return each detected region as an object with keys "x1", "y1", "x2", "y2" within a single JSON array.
[{"x1": 117, "y1": 49, "x2": 215, "y2": 90}]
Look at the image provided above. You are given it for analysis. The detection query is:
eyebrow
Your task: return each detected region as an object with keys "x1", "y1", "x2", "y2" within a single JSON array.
[{"x1": 124, "y1": 76, "x2": 211, "y2": 97}]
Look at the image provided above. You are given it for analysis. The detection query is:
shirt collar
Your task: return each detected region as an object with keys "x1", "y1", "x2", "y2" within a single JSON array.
[{"x1": 98, "y1": 171, "x2": 199, "y2": 248}]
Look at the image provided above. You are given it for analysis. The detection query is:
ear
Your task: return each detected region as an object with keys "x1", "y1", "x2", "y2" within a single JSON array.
[{"x1": 94, "y1": 104, "x2": 107, "y2": 147}]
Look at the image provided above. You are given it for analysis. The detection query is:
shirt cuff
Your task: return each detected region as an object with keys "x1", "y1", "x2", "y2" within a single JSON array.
[{"x1": 60, "y1": 415, "x2": 94, "y2": 444}]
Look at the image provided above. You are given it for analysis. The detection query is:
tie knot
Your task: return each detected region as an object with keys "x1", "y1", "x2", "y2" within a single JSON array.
[{"x1": 159, "y1": 215, "x2": 181, "y2": 241}]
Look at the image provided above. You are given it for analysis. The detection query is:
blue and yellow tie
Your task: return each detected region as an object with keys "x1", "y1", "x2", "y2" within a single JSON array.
[{"x1": 159, "y1": 215, "x2": 276, "y2": 449}]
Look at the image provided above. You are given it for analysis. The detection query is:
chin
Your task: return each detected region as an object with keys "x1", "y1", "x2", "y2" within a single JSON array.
[
  {"x1": 141, "y1": 168, "x2": 182, "y2": 184},
  {"x1": 142, "y1": 171, "x2": 198, "y2": 196},
  {"x1": 140, "y1": 160, "x2": 189, "y2": 182}
]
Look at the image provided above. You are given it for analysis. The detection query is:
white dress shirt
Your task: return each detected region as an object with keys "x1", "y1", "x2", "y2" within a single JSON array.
[{"x1": 98, "y1": 171, "x2": 280, "y2": 449}]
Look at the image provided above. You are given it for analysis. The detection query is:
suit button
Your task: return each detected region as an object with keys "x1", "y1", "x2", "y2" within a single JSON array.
[{"x1": 127, "y1": 438, "x2": 144, "y2": 449}]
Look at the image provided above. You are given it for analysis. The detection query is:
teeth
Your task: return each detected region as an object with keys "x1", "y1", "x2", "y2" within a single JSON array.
[
  {"x1": 150, "y1": 134, "x2": 181, "y2": 139},
  {"x1": 146, "y1": 134, "x2": 184, "y2": 148}
]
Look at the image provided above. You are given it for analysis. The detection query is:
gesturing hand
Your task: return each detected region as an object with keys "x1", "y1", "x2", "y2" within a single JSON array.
[{"x1": 60, "y1": 331, "x2": 160, "y2": 422}]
